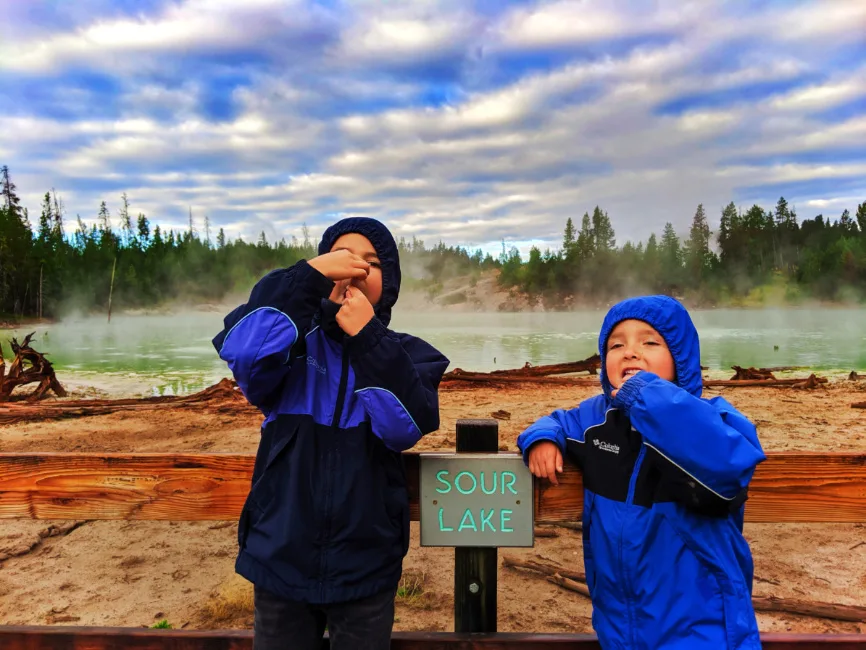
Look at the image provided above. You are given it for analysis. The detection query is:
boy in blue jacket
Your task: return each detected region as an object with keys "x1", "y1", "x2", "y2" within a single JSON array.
[
  {"x1": 518, "y1": 295, "x2": 766, "y2": 650},
  {"x1": 213, "y1": 217, "x2": 449, "y2": 649}
]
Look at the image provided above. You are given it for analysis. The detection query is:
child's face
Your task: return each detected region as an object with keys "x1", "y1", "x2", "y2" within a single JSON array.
[
  {"x1": 329, "y1": 232, "x2": 383, "y2": 306},
  {"x1": 605, "y1": 319, "x2": 676, "y2": 389}
]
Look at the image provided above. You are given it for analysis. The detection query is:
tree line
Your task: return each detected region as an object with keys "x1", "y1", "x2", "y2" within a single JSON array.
[
  {"x1": 499, "y1": 199, "x2": 866, "y2": 307},
  {"x1": 1, "y1": 163, "x2": 865, "y2": 319},
  {"x1": 0, "y1": 165, "x2": 490, "y2": 319}
]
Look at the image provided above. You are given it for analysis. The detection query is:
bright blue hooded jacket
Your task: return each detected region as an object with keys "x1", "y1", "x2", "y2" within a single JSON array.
[
  {"x1": 517, "y1": 296, "x2": 766, "y2": 649},
  {"x1": 213, "y1": 217, "x2": 449, "y2": 605}
]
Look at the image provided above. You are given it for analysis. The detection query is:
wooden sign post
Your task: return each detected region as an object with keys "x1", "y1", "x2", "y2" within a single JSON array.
[{"x1": 454, "y1": 419, "x2": 500, "y2": 634}]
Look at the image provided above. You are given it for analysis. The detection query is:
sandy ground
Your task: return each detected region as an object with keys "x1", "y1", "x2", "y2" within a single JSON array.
[{"x1": 1, "y1": 379, "x2": 865, "y2": 634}]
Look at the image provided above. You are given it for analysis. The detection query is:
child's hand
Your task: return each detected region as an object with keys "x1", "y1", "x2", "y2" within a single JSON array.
[
  {"x1": 337, "y1": 287, "x2": 375, "y2": 336},
  {"x1": 527, "y1": 441, "x2": 563, "y2": 486},
  {"x1": 308, "y1": 250, "x2": 370, "y2": 281}
]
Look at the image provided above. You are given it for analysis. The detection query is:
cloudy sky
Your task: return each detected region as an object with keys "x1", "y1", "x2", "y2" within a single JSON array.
[{"x1": 2, "y1": 0, "x2": 865, "y2": 256}]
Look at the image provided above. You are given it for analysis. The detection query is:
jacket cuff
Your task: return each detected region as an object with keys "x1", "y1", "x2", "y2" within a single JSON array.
[
  {"x1": 519, "y1": 432, "x2": 564, "y2": 465},
  {"x1": 295, "y1": 260, "x2": 336, "y2": 298},
  {"x1": 345, "y1": 316, "x2": 388, "y2": 356},
  {"x1": 612, "y1": 371, "x2": 657, "y2": 411}
]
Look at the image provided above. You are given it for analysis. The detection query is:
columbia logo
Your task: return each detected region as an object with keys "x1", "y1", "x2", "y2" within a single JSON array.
[
  {"x1": 593, "y1": 439, "x2": 620, "y2": 455},
  {"x1": 306, "y1": 356, "x2": 327, "y2": 375}
]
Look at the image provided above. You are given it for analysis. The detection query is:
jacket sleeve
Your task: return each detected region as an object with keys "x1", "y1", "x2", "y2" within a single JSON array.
[
  {"x1": 516, "y1": 407, "x2": 582, "y2": 465},
  {"x1": 612, "y1": 371, "x2": 766, "y2": 515},
  {"x1": 346, "y1": 319, "x2": 450, "y2": 452},
  {"x1": 212, "y1": 261, "x2": 334, "y2": 410}
]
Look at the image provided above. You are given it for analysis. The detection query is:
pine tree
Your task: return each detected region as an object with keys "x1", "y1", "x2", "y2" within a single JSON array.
[
  {"x1": 576, "y1": 212, "x2": 595, "y2": 261},
  {"x1": 718, "y1": 201, "x2": 738, "y2": 265},
  {"x1": 660, "y1": 222, "x2": 682, "y2": 289},
  {"x1": 204, "y1": 215, "x2": 212, "y2": 247},
  {"x1": 774, "y1": 197, "x2": 790, "y2": 226},
  {"x1": 839, "y1": 208, "x2": 856, "y2": 234},
  {"x1": 51, "y1": 189, "x2": 65, "y2": 240},
  {"x1": 137, "y1": 214, "x2": 151, "y2": 246},
  {"x1": 1, "y1": 165, "x2": 22, "y2": 216},
  {"x1": 562, "y1": 217, "x2": 577, "y2": 260},
  {"x1": 38, "y1": 192, "x2": 54, "y2": 244},
  {"x1": 217, "y1": 228, "x2": 226, "y2": 249},
  {"x1": 98, "y1": 201, "x2": 112, "y2": 233},
  {"x1": 591, "y1": 206, "x2": 616, "y2": 252},
  {"x1": 856, "y1": 201, "x2": 866, "y2": 234},
  {"x1": 685, "y1": 203, "x2": 711, "y2": 282},
  {"x1": 119, "y1": 193, "x2": 133, "y2": 246}
]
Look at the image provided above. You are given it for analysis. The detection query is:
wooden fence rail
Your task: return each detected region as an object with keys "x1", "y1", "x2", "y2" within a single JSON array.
[
  {"x1": 1, "y1": 451, "x2": 864, "y2": 522},
  {"x1": 3, "y1": 628, "x2": 866, "y2": 650},
  {"x1": 2, "y1": 443, "x2": 865, "y2": 647}
]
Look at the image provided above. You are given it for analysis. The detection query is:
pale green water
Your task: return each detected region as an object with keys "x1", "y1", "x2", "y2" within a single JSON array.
[{"x1": 2, "y1": 308, "x2": 865, "y2": 396}]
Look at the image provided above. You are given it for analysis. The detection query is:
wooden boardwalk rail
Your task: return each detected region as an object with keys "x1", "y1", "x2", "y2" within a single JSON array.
[
  {"x1": 2, "y1": 628, "x2": 866, "y2": 649},
  {"x1": 1, "y1": 446, "x2": 865, "y2": 648},
  {"x1": 1, "y1": 451, "x2": 865, "y2": 522}
]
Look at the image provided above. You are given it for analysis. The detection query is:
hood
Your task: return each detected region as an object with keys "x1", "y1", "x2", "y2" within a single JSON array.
[
  {"x1": 318, "y1": 217, "x2": 401, "y2": 327},
  {"x1": 598, "y1": 295, "x2": 702, "y2": 399}
]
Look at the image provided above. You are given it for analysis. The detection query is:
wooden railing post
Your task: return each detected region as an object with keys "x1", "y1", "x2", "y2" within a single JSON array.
[{"x1": 454, "y1": 419, "x2": 499, "y2": 634}]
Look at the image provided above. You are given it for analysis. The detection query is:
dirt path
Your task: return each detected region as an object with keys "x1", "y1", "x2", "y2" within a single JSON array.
[{"x1": 1, "y1": 380, "x2": 865, "y2": 633}]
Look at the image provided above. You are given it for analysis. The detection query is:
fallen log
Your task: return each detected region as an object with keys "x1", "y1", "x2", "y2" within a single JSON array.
[
  {"x1": 731, "y1": 366, "x2": 776, "y2": 380},
  {"x1": 533, "y1": 527, "x2": 559, "y2": 538},
  {"x1": 442, "y1": 354, "x2": 601, "y2": 383},
  {"x1": 536, "y1": 520, "x2": 583, "y2": 532},
  {"x1": 0, "y1": 378, "x2": 251, "y2": 425},
  {"x1": 502, "y1": 554, "x2": 586, "y2": 583},
  {"x1": 548, "y1": 573, "x2": 591, "y2": 599},
  {"x1": 850, "y1": 371, "x2": 864, "y2": 381},
  {"x1": 705, "y1": 376, "x2": 828, "y2": 389},
  {"x1": 509, "y1": 554, "x2": 866, "y2": 623},
  {"x1": 0, "y1": 333, "x2": 66, "y2": 402},
  {"x1": 792, "y1": 374, "x2": 828, "y2": 390},
  {"x1": 752, "y1": 596, "x2": 866, "y2": 623},
  {"x1": 853, "y1": 402, "x2": 866, "y2": 410},
  {"x1": 442, "y1": 373, "x2": 598, "y2": 386}
]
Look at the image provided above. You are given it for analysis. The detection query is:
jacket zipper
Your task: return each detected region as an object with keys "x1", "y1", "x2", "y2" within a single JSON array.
[
  {"x1": 622, "y1": 441, "x2": 647, "y2": 649},
  {"x1": 331, "y1": 347, "x2": 350, "y2": 427},
  {"x1": 320, "y1": 346, "x2": 350, "y2": 600}
]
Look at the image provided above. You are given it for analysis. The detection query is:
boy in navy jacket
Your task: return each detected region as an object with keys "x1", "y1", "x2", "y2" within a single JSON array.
[
  {"x1": 214, "y1": 217, "x2": 449, "y2": 649},
  {"x1": 518, "y1": 295, "x2": 765, "y2": 649}
]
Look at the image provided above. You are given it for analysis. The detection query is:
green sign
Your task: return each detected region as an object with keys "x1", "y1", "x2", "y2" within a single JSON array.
[{"x1": 419, "y1": 453, "x2": 534, "y2": 547}]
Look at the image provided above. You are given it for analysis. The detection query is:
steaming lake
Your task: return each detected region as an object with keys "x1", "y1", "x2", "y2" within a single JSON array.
[{"x1": 2, "y1": 308, "x2": 865, "y2": 396}]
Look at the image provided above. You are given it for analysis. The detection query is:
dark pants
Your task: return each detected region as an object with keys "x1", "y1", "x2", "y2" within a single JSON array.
[{"x1": 253, "y1": 586, "x2": 396, "y2": 650}]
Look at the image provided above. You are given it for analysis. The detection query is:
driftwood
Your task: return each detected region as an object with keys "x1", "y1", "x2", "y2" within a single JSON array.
[
  {"x1": 705, "y1": 375, "x2": 828, "y2": 389},
  {"x1": 537, "y1": 520, "x2": 583, "y2": 532},
  {"x1": 751, "y1": 596, "x2": 866, "y2": 623},
  {"x1": 502, "y1": 554, "x2": 586, "y2": 583},
  {"x1": 442, "y1": 373, "x2": 597, "y2": 386},
  {"x1": 548, "y1": 573, "x2": 591, "y2": 599},
  {"x1": 0, "y1": 378, "x2": 250, "y2": 425},
  {"x1": 731, "y1": 366, "x2": 777, "y2": 380},
  {"x1": 0, "y1": 333, "x2": 66, "y2": 402},
  {"x1": 506, "y1": 554, "x2": 866, "y2": 623},
  {"x1": 442, "y1": 355, "x2": 600, "y2": 385}
]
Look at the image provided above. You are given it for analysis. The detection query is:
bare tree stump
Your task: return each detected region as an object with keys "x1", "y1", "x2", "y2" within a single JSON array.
[{"x1": 0, "y1": 333, "x2": 66, "y2": 402}]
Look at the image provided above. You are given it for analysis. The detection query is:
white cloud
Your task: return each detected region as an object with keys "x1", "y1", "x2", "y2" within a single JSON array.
[
  {"x1": 771, "y1": 76, "x2": 866, "y2": 112},
  {"x1": 3, "y1": 0, "x2": 865, "y2": 251}
]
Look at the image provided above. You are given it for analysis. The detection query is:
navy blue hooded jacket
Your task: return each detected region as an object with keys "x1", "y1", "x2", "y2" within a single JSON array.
[
  {"x1": 518, "y1": 296, "x2": 766, "y2": 649},
  {"x1": 214, "y1": 217, "x2": 449, "y2": 604}
]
